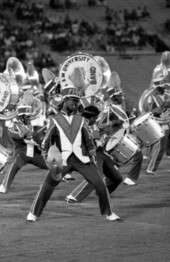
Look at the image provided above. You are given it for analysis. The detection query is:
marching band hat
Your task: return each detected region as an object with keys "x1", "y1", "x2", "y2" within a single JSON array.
[
  {"x1": 44, "y1": 77, "x2": 61, "y2": 95},
  {"x1": 161, "y1": 51, "x2": 170, "y2": 69},
  {"x1": 82, "y1": 105, "x2": 100, "y2": 119},
  {"x1": 108, "y1": 71, "x2": 121, "y2": 89},
  {"x1": 62, "y1": 86, "x2": 81, "y2": 99},
  {"x1": 152, "y1": 65, "x2": 166, "y2": 87},
  {"x1": 107, "y1": 87, "x2": 123, "y2": 97},
  {"x1": 17, "y1": 105, "x2": 32, "y2": 116},
  {"x1": 22, "y1": 79, "x2": 32, "y2": 90},
  {"x1": 107, "y1": 71, "x2": 123, "y2": 97}
]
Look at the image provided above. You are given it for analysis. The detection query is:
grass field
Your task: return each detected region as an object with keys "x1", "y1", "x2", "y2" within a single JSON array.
[{"x1": 0, "y1": 154, "x2": 170, "y2": 262}]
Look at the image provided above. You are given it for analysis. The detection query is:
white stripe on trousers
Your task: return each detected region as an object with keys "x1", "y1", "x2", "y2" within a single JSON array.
[{"x1": 147, "y1": 140, "x2": 161, "y2": 171}]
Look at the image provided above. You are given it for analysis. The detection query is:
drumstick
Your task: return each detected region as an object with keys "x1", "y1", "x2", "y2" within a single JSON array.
[{"x1": 127, "y1": 116, "x2": 136, "y2": 120}]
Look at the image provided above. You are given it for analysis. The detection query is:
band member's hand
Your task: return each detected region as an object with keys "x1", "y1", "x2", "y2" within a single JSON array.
[
  {"x1": 122, "y1": 122, "x2": 129, "y2": 129},
  {"x1": 91, "y1": 155, "x2": 97, "y2": 166},
  {"x1": 89, "y1": 150, "x2": 96, "y2": 158},
  {"x1": 89, "y1": 150, "x2": 97, "y2": 165},
  {"x1": 42, "y1": 150, "x2": 48, "y2": 161}
]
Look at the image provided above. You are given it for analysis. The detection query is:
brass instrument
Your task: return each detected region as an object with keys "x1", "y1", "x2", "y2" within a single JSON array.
[
  {"x1": 138, "y1": 62, "x2": 170, "y2": 124},
  {"x1": 26, "y1": 62, "x2": 39, "y2": 89},
  {"x1": 0, "y1": 57, "x2": 27, "y2": 121},
  {"x1": 0, "y1": 73, "x2": 19, "y2": 120},
  {"x1": 4, "y1": 57, "x2": 26, "y2": 87},
  {"x1": 94, "y1": 56, "x2": 111, "y2": 90},
  {"x1": 138, "y1": 86, "x2": 155, "y2": 114}
]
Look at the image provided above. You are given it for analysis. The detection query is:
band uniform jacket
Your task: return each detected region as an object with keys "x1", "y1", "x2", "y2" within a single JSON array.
[
  {"x1": 7, "y1": 119, "x2": 41, "y2": 156},
  {"x1": 41, "y1": 111, "x2": 96, "y2": 166},
  {"x1": 8, "y1": 119, "x2": 33, "y2": 153}
]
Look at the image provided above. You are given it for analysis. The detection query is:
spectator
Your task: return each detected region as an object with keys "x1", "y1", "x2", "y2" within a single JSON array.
[
  {"x1": 49, "y1": 0, "x2": 65, "y2": 9},
  {"x1": 141, "y1": 5, "x2": 150, "y2": 18},
  {"x1": 88, "y1": 0, "x2": 97, "y2": 7}
]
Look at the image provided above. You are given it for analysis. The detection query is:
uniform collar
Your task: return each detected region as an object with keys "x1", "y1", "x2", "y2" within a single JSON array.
[{"x1": 60, "y1": 110, "x2": 75, "y2": 116}]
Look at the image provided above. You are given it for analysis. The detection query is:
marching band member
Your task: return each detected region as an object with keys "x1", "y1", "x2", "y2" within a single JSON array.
[
  {"x1": 105, "y1": 84, "x2": 143, "y2": 186},
  {"x1": 145, "y1": 67, "x2": 170, "y2": 175},
  {"x1": 43, "y1": 75, "x2": 62, "y2": 116},
  {"x1": 101, "y1": 72, "x2": 143, "y2": 186},
  {"x1": 0, "y1": 105, "x2": 48, "y2": 194},
  {"x1": 27, "y1": 86, "x2": 121, "y2": 222},
  {"x1": 160, "y1": 50, "x2": 170, "y2": 72},
  {"x1": 66, "y1": 71, "x2": 143, "y2": 204},
  {"x1": 42, "y1": 71, "x2": 75, "y2": 181},
  {"x1": 66, "y1": 104, "x2": 123, "y2": 203}
]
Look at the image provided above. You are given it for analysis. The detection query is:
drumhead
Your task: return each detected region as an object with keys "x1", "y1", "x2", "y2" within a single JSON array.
[
  {"x1": 59, "y1": 52, "x2": 103, "y2": 97},
  {"x1": 132, "y1": 112, "x2": 151, "y2": 126},
  {"x1": 105, "y1": 129, "x2": 124, "y2": 151}
]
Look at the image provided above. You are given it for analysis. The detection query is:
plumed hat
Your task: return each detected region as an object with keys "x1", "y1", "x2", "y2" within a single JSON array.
[
  {"x1": 42, "y1": 68, "x2": 56, "y2": 83},
  {"x1": 42, "y1": 68, "x2": 60, "y2": 95},
  {"x1": 161, "y1": 51, "x2": 170, "y2": 69},
  {"x1": 152, "y1": 65, "x2": 166, "y2": 87},
  {"x1": 107, "y1": 71, "x2": 123, "y2": 97},
  {"x1": 62, "y1": 86, "x2": 81, "y2": 99},
  {"x1": 44, "y1": 78, "x2": 60, "y2": 95}
]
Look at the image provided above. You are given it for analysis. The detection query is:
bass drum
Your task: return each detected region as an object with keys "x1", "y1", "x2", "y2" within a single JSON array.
[
  {"x1": 0, "y1": 74, "x2": 20, "y2": 112},
  {"x1": 59, "y1": 52, "x2": 103, "y2": 97}
]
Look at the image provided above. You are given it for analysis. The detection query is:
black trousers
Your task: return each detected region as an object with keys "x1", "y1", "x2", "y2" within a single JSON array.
[
  {"x1": 30, "y1": 153, "x2": 113, "y2": 217},
  {"x1": 67, "y1": 151, "x2": 123, "y2": 202},
  {"x1": 147, "y1": 128, "x2": 169, "y2": 172},
  {"x1": 126, "y1": 150, "x2": 143, "y2": 181},
  {"x1": 2, "y1": 149, "x2": 48, "y2": 190}
]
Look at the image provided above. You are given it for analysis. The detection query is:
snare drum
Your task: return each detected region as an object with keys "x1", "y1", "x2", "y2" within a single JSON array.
[
  {"x1": 59, "y1": 52, "x2": 103, "y2": 97},
  {"x1": 131, "y1": 112, "x2": 164, "y2": 147},
  {"x1": 0, "y1": 144, "x2": 9, "y2": 167},
  {"x1": 105, "y1": 132, "x2": 139, "y2": 165},
  {"x1": 0, "y1": 74, "x2": 20, "y2": 112}
]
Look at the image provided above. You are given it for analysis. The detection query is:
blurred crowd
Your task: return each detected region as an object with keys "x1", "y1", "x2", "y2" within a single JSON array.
[{"x1": 0, "y1": 0, "x2": 169, "y2": 74}]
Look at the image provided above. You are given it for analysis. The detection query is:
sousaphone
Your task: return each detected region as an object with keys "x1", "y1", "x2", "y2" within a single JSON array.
[
  {"x1": 138, "y1": 85, "x2": 170, "y2": 124},
  {"x1": 94, "y1": 55, "x2": 111, "y2": 90},
  {"x1": 0, "y1": 73, "x2": 20, "y2": 120},
  {"x1": 0, "y1": 57, "x2": 27, "y2": 121}
]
